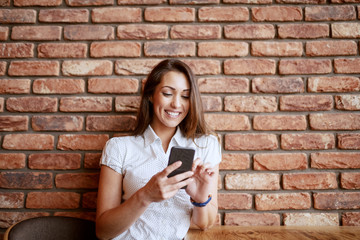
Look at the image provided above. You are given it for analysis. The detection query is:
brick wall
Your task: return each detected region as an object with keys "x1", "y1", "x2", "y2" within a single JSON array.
[{"x1": 1, "y1": 0, "x2": 360, "y2": 235}]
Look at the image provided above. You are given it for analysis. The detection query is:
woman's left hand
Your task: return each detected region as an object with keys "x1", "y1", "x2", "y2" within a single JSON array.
[{"x1": 185, "y1": 158, "x2": 216, "y2": 203}]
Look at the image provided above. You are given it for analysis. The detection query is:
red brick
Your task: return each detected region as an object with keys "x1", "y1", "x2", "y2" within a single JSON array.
[
  {"x1": 0, "y1": 116, "x2": 28, "y2": 131},
  {"x1": 310, "y1": 113, "x2": 360, "y2": 130},
  {"x1": 0, "y1": 79, "x2": 30, "y2": 94},
  {"x1": 84, "y1": 153, "x2": 101, "y2": 169},
  {"x1": 314, "y1": 192, "x2": 360, "y2": 210},
  {"x1": 144, "y1": 41, "x2": 195, "y2": 57},
  {"x1": 86, "y1": 115, "x2": 136, "y2": 132},
  {"x1": 89, "y1": 78, "x2": 138, "y2": 94},
  {"x1": 57, "y1": 134, "x2": 109, "y2": 151},
  {"x1": 341, "y1": 172, "x2": 360, "y2": 190},
  {"x1": 91, "y1": 42, "x2": 141, "y2": 57},
  {"x1": 252, "y1": 6, "x2": 302, "y2": 22},
  {"x1": 145, "y1": 7, "x2": 195, "y2": 22},
  {"x1": 254, "y1": 153, "x2": 307, "y2": 171},
  {"x1": 224, "y1": 24, "x2": 275, "y2": 39},
  {"x1": 82, "y1": 192, "x2": 97, "y2": 209},
  {"x1": 280, "y1": 95, "x2": 333, "y2": 111},
  {"x1": 0, "y1": 27, "x2": 8, "y2": 40},
  {"x1": 56, "y1": 173, "x2": 99, "y2": 189},
  {"x1": 252, "y1": 77, "x2": 304, "y2": 93},
  {"x1": 174, "y1": 0, "x2": 220, "y2": 3},
  {"x1": 306, "y1": 40, "x2": 357, "y2": 56},
  {"x1": 224, "y1": 59, "x2": 276, "y2": 75},
  {"x1": 202, "y1": 96, "x2": 222, "y2": 112},
  {"x1": 11, "y1": 26, "x2": 61, "y2": 41},
  {"x1": 3, "y1": 134, "x2": 54, "y2": 150},
  {"x1": 336, "y1": 95, "x2": 360, "y2": 110},
  {"x1": 8, "y1": 61, "x2": 60, "y2": 76},
  {"x1": 311, "y1": 152, "x2": 360, "y2": 169},
  {"x1": 92, "y1": 7, "x2": 141, "y2": 23},
  {"x1": 308, "y1": 76, "x2": 360, "y2": 93},
  {"x1": 283, "y1": 172, "x2": 337, "y2": 190},
  {"x1": 66, "y1": 0, "x2": 113, "y2": 6},
  {"x1": 305, "y1": 6, "x2": 356, "y2": 21},
  {"x1": 281, "y1": 133, "x2": 335, "y2": 150},
  {"x1": 225, "y1": 173, "x2": 280, "y2": 190},
  {"x1": 198, "y1": 77, "x2": 249, "y2": 93},
  {"x1": 26, "y1": 192, "x2": 80, "y2": 209},
  {"x1": 115, "y1": 59, "x2": 161, "y2": 75},
  {"x1": 0, "y1": 98, "x2": 3, "y2": 112},
  {"x1": 32, "y1": 115, "x2": 83, "y2": 131},
  {"x1": 205, "y1": 114, "x2": 250, "y2": 131},
  {"x1": 251, "y1": 41, "x2": 302, "y2": 57},
  {"x1": 0, "y1": 43, "x2": 33, "y2": 58},
  {"x1": 278, "y1": 24, "x2": 329, "y2": 39},
  {"x1": 224, "y1": 96, "x2": 277, "y2": 112},
  {"x1": 342, "y1": 212, "x2": 360, "y2": 226},
  {"x1": 256, "y1": 193, "x2": 311, "y2": 210},
  {"x1": 283, "y1": 213, "x2": 339, "y2": 226},
  {"x1": 334, "y1": 58, "x2": 360, "y2": 74},
  {"x1": 254, "y1": 115, "x2": 306, "y2": 131},
  {"x1": 33, "y1": 78, "x2": 85, "y2": 94},
  {"x1": 0, "y1": 0, "x2": 9, "y2": 6},
  {"x1": 338, "y1": 134, "x2": 360, "y2": 150},
  {"x1": 39, "y1": 9, "x2": 89, "y2": 23},
  {"x1": 0, "y1": 192, "x2": 24, "y2": 209},
  {"x1": 6, "y1": 97, "x2": 57, "y2": 113},
  {"x1": 182, "y1": 59, "x2": 221, "y2": 75},
  {"x1": 0, "y1": 212, "x2": 50, "y2": 229},
  {"x1": 170, "y1": 25, "x2": 221, "y2": 39},
  {"x1": 225, "y1": 133, "x2": 278, "y2": 151},
  {"x1": 62, "y1": 60, "x2": 112, "y2": 76},
  {"x1": 224, "y1": 213, "x2": 280, "y2": 226},
  {"x1": 199, "y1": 7, "x2": 248, "y2": 22},
  {"x1": 117, "y1": 24, "x2": 168, "y2": 39},
  {"x1": 38, "y1": 43, "x2": 87, "y2": 58},
  {"x1": 279, "y1": 59, "x2": 332, "y2": 75},
  {"x1": 218, "y1": 193, "x2": 252, "y2": 210},
  {"x1": 60, "y1": 97, "x2": 112, "y2": 112},
  {"x1": 14, "y1": 0, "x2": 61, "y2": 6},
  {"x1": 29, "y1": 153, "x2": 81, "y2": 170},
  {"x1": 115, "y1": 96, "x2": 140, "y2": 112},
  {"x1": 0, "y1": 153, "x2": 26, "y2": 169},
  {"x1": 0, "y1": 61, "x2": 5, "y2": 75},
  {"x1": 277, "y1": 0, "x2": 325, "y2": 3},
  {"x1": 118, "y1": 0, "x2": 165, "y2": 3},
  {"x1": 0, "y1": 172, "x2": 52, "y2": 189},
  {"x1": 198, "y1": 42, "x2": 248, "y2": 57},
  {"x1": 64, "y1": 25, "x2": 114, "y2": 40},
  {"x1": 332, "y1": 23, "x2": 360, "y2": 38},
  {"x1": 220, "y1": 153, "x2": 250, "y2": 170}
]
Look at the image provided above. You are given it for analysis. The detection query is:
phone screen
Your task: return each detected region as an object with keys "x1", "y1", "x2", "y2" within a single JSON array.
[{"x1": 167, "y1": 146, "x2": 195, "y2": 178}]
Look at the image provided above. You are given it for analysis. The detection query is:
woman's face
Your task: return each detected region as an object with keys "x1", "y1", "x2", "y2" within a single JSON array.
[{"x1": 150, "y1": 71, "x2": 191, "y2": 133}]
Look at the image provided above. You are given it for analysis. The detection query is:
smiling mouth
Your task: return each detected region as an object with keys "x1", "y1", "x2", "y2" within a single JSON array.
[{"x1": 165, "y1": 110, "x2": 180, "y2": 117}]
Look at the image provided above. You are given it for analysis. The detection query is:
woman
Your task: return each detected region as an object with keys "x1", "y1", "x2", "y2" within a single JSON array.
[{"x1": 96, "y1": 59, "x2": 221, "y2": 240}]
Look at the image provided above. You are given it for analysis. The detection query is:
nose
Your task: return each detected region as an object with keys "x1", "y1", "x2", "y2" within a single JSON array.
[{"x1": 171, "y1": 95, "x2": 181, "y2": 108}]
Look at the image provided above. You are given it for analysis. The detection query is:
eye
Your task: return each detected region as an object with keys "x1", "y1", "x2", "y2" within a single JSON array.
[
  {"x1": 182, "y1": 95, "x2": 190, "y2": 99},
  {"x1": 162, "y1": 92, "x2": 172, "y2": 97}
]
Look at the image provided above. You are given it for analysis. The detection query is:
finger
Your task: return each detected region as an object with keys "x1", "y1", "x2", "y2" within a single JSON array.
[
  {"x1": 168, "y1": 170, "x2": 194, "y2": 184},
  {"x1": 161, "y1": 161, "x2": 182, "y2": 177},
  {"x1": 192, "y1": 158, "x2": 202, "y2": 172}
]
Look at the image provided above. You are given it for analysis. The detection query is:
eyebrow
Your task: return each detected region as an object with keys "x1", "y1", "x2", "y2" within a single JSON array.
[{"x1": 162, "y1": 86, "x2": 190, "y2": 92}]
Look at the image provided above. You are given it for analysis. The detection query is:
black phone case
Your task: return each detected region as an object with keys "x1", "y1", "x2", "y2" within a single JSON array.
[{"x1": 167, "y1": 146, "x2": 195, "y2": 178}]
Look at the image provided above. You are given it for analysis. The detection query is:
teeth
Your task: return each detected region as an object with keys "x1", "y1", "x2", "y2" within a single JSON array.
[{"x1": 167, "y1": 111, "x2": 180, "y2": 116}]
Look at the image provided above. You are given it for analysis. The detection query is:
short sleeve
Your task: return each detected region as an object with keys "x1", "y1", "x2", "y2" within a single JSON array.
[
  {"x1": 198, "y1": 135, "x2": 221, "y2": 166},
  {"x1": 100, "y1": 138, "x2": 124, "y2": 174}
]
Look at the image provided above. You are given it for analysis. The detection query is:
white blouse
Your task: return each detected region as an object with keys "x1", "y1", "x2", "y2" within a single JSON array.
[{"x1": 100, "y1": 125, "x2": 221, "y2": 240}]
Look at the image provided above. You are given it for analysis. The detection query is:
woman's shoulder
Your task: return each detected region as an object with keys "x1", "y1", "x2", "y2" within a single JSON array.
[
  {"x1": 193, "y1": 133, "x2": 220, "y2": 148},
  {"x1": 105, "y1": 135, "x2": 141, "y2": 148}
]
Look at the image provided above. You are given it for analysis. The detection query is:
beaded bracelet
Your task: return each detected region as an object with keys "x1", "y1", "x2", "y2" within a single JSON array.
[{"x1": 190, "y1": 194, "x2": 212, "y2": 207}]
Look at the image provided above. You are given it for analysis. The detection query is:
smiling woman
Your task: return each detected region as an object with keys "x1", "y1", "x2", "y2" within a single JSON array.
[{"x1": 95, "y1": 59, "x2": 221, "y2": 240}]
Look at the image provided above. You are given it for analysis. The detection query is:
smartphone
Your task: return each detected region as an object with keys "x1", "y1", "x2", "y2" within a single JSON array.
[{"x1": 167, "y1": 146, "x2": 195, "y2": 179}]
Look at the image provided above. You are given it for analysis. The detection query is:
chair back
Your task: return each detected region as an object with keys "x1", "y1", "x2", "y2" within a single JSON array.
[{"x1": 4, "y1": 216, "x2": 97, "y2": 240}]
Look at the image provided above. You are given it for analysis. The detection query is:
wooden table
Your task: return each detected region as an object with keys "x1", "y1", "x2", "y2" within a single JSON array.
[{"x1": 185, "y1": 226, "x2": 360, "y2": 240}]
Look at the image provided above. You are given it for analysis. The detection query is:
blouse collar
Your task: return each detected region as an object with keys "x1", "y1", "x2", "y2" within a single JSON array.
[{"x1": 143, "y1": 125, "x2": 187, "y2": 148}]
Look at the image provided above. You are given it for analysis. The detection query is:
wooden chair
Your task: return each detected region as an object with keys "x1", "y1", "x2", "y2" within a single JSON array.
[{"x1": 4, "y1": 216, "x2": 97, "y2": 240}]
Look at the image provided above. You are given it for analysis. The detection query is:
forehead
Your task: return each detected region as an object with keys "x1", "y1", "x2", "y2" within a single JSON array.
[{"x1": 159, "y1": 71, "x2": 190, "y2": 89}]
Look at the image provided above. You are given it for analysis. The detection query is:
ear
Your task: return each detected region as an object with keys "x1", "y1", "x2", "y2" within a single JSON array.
[{"x1": 149, "y1": 96, "x2": 153, "y2": 104}]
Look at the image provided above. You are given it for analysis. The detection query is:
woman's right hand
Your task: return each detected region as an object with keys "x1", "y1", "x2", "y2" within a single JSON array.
[{"x1": 141, "y1": 161, "x2": 194, "y2": 204}]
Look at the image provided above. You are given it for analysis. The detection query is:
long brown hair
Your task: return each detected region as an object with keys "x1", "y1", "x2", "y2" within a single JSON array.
[{"x1": 132, "y1": 59, "x2": 212, "y2": 139}]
